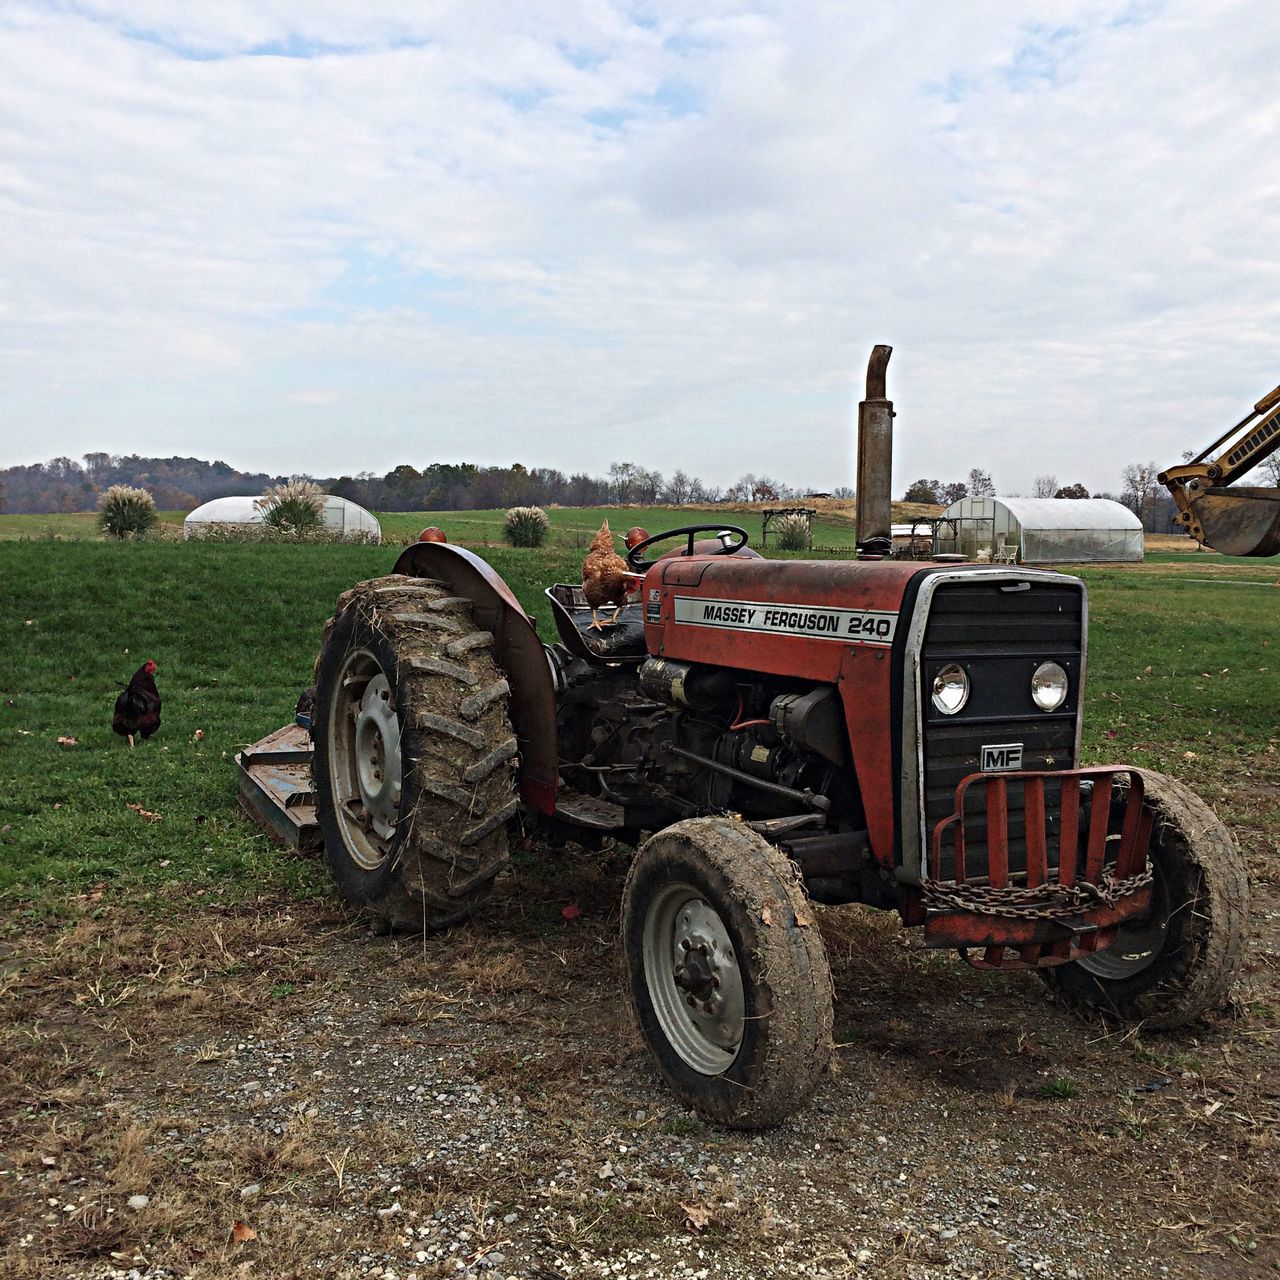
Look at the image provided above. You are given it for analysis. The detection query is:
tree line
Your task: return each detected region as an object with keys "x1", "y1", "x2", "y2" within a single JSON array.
[{"x1": 0, "y1": 453, "x2": 851, "y2": 516}]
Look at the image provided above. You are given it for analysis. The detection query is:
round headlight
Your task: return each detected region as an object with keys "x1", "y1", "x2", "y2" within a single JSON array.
[
  {"x1": 1031, "y1": 661, "x2": 1069, "y2": 712},
  {"x1": 931, "y1": 663, "x2": 970, "y2": 715}
]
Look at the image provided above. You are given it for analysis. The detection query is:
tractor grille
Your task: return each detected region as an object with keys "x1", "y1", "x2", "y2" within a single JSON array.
[{"x1": 920, "y1": 579, "x2": 1084, "y2": 881}]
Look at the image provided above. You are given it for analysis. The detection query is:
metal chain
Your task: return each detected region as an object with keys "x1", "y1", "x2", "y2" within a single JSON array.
[{"x1": 921, "y1": 863, "x2": 1154, "y2": 922}]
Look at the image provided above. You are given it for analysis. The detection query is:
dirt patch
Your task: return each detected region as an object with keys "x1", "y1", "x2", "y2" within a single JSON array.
[{"x1": 2, "y1": 845, "x2": 1278, "y2": 1280}]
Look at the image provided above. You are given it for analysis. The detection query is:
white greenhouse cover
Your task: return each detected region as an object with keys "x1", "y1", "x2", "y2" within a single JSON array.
[
  {"x1": 938, "y1": 497, "x2": 1142, "y2": 564},
  {"x1": 184, "y1": 494, "x2": 381, "y2": 541}
]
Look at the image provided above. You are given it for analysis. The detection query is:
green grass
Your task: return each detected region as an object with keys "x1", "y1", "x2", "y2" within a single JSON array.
[
  {"x1": 1075, "y1": 562, "x2": 1279, "y2": 766},
  {"x1": 0, "y1": 503, "x2": 859, "y2": 549},
  {"x1": 0, "y1": 539, "x2": 1274, "y2": 912},
  {"x1": 375, "y1": 504, "x2": 860, "y2": 549}
]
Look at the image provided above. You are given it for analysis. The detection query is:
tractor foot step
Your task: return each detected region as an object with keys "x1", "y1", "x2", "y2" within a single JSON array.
[{"x1": 554, "y1": 790, "x2": 626, "y2": 830}]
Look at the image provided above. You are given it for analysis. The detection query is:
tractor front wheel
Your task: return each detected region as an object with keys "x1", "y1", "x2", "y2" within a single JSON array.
[
  {"x1": 312, "y1": 575, "x2": 518, "y2": 932},
  {"x1": 1040, "y1": 769, "x2": 1248, "y2": 1028},
  {"x1": 621, "y1": 817, "x2": 833, "y2": 1129}
]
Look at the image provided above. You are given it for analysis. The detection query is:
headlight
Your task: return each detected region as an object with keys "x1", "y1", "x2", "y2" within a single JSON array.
[
  {"x1": 931, "y1": 664, "x2": 970, "y2": 715},
  {"x1": 1031, "y1": 661, "x2": 1069, "y2": 712}
]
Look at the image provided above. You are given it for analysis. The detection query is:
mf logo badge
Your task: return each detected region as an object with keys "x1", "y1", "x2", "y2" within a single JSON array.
[{"x1": 981, "y1": 743, "x2": 1024, "y2": 772}]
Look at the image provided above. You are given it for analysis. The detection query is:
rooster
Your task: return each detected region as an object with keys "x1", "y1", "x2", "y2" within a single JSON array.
[
  {"x1": 582, "y1": 520, "x2": 645, "y2": 629},
  {"x1": 113, "y1": 660, "x2": 161, "y2": 747}
]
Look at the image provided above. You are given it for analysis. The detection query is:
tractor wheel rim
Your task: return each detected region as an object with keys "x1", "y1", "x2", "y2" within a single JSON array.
[
  {"x1": 642, "y1": 882, "x2": 745, "y2": 1076},
  {"x1": 330, "y1": 649, "x2": 401, "y2": 870},
  {"x1": 354, "y1": 674, "x2": 401, "y2": 842},
  {"x1": 1077, "y1": 857, "x2": 1170, "y2": 981}
]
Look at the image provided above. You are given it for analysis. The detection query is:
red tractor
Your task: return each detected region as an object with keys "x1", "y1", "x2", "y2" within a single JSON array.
[{"x1": 300, "y1": 349, "x2": 1247, "y2": 1128}]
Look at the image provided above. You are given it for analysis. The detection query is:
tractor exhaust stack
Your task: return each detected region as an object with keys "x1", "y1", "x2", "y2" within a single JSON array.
[{"x1": 856, "y1": 344, "x2": 894, "y2": 558}]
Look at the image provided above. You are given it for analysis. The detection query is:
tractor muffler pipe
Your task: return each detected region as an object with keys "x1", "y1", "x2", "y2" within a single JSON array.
[{"x1": 856, "y1": 344, "x2": 894, "y2": 558}]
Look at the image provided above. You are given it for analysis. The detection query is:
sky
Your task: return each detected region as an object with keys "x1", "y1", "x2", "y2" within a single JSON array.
[{"x1": 1, "y1": 0, "x2": 1278, "y2": 498}]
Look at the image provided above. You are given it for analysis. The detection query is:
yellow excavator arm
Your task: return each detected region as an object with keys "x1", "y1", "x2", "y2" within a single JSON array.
[{"x1": 1159, "y1": 384, "x2": 1280, "y2": 556}]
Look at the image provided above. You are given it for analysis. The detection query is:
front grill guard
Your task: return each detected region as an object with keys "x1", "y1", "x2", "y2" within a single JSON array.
[{"x1": 922, "y1": 766, "x2": 1154, "y2": 970}]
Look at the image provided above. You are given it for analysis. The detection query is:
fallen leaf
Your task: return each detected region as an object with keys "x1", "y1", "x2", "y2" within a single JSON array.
[
  {"x1": 761, "y1": 904, "x2": 774, "y2": 926},
  {"x1": 681, "y1": 1202, "x2": 712, "y2": 1233},
  {"x1": 57, "y1": 735, "x2": 78, "y2": 746},
  {"x1": 230, "y1": 1220, "x2": 257, "y2": 1244},
  {"x1": 53, "y1": 802, "x2": 62, "y2": 809},
  {"x1": 84, "y1": 883, "x2": 106, "y2": 905},
  {"x1": 1183, "y1": 751, "x2": 1197, "y2": 760},
  {"x1": 1142, "y1": 665, "x2": 1152, "y2": 675},
  {"x1": 126, "y1": 803, "x2": 163, "y2": 822},
  {"x1": 192, "y1": 729, "x2": 205, "y2": 741},
  {"x1": 561, "y1": 904, "x2": 582, "y2": 920},
  {"x1": 795, "y1": 909, "x2": 813, "y2": 927}
]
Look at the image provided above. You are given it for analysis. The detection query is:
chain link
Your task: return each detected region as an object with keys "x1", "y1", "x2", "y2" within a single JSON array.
[{"x1": 921, "y1": 863, "x2": 1154, "y2": 922}]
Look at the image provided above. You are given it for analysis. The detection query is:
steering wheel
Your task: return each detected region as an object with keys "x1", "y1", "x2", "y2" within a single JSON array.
[{"x1": 625, "y1": 524, "x2": 750, "y2": 571}]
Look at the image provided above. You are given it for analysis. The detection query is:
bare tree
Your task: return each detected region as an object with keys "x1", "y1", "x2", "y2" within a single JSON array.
[
  {"x1": 1032, "y1": 474, "x2": 1058, "y2": 498},
  {"x1": 967, "y1": 468, "x2": 995, "y2": 497},
  {"x1": 608, "y1": 461, "x2": 640, "y2": 503},
  {"x1": 663, "y1": 469, "x2": 692, "y2": 504},
  {"x1": 1121, "y1": 461, "x2": 1163, "y2": 530}
]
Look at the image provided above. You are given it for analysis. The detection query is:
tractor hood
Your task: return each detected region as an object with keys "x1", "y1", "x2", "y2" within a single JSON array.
[{"x1": 644, "y1": 555, "x2": 942, "y2": 680}]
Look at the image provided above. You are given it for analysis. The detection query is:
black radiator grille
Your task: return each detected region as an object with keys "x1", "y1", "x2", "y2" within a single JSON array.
[{"x1": 920, "y1": 579, "x2": 1084, "y2": 880}]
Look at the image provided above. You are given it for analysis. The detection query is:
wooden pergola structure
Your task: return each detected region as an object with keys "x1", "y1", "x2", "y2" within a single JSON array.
[{"x1": 760, "y1": 507, "x2": 817, "y2": 549}]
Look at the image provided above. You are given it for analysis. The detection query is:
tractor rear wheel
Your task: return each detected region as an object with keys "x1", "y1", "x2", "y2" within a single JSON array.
[
  {"x1": 621, "y1": 817, "x2": 833, "y2": 1129},
  {"x1": 312, "y1": 575, "x2": 518, "y2": 932},
  {"x1": 1039, "y1": 769, "x2": 1248, "y2": 1028}
]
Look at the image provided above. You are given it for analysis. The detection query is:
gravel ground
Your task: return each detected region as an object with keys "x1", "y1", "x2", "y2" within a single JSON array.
[{"x1": 3, "y1": 844, "x2": 1277, "y2": 1280}]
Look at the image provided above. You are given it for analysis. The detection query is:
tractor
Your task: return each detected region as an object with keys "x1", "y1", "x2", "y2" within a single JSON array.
[{"x1": 241, "y1": 347, "x2": 1248, "y2": 1129}]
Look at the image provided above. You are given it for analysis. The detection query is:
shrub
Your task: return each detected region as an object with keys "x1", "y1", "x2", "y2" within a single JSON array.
[
  {"x1": 255, "y1": 480, "x2": 326, "y2": 536},
  {"x1": 98, "y1": 485, "x2": 158, "y2": 540},
  {"x1": 504, "y1": 506, "x2": 550, "y2": 548},
  {"x1": 772, "y1": 513, "x2": 811, "y2": 552}
]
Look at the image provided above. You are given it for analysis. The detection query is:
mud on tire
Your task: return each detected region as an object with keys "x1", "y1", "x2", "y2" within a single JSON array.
[
  {"x1": 1040, "y1": 769, "x2": 1248, "y2": 1028},
  {"x1": 312, "y1": 575, "x2": 518, "y2": 931},
  {"x1": 621, "y1": 817, "x2": 834, "y2": 1129}
]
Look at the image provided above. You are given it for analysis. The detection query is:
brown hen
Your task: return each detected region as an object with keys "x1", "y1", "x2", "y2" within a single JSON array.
[{"x1": 582, "y1": 519, "x2": 644, "y2": 628}]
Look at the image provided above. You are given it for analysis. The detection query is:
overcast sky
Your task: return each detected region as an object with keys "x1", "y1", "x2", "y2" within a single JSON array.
[{"x1": 1, "y1": 0, "x2": 1277, "y2": 497}]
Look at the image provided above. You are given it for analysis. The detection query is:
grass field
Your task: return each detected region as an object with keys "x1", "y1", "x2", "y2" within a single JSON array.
[{"x1": 1, "y1": 534, "x2": 1274, "y2": 907}]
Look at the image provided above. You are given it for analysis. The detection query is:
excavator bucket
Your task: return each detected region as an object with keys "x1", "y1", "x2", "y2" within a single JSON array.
[{"x1": 1186, "y1": 486, "x2": 1280, "y2": 558}]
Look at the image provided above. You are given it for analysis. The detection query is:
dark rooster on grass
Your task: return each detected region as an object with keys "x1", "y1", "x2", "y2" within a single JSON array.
[{"x1": 112, "y1": 660, "x2": 161, "y2": 747}]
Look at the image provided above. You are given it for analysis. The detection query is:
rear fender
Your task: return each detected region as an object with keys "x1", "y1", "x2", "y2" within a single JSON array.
[{"x1": 392, "y1": 543, "x2": 558, "y2": 813}]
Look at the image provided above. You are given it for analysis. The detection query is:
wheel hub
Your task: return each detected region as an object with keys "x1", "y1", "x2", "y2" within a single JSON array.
[
  {"x1": 353, "y1": 673, "x2": 402, "y2": 841},
  {"x1": 642, "y1": 886, "x2": 747, "y2": 1076}
]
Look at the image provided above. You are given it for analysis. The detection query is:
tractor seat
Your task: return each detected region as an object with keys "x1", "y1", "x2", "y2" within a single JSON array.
[{"x1": 546, "y1": 585, "x2": 649, "y2": 662}]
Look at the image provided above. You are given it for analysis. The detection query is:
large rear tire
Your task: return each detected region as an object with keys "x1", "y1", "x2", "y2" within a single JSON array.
[
  {"x1": 621, "y1": 817, "x2": 833, "y2": 1129},
  {"x1": 1039, "y1": 769, "x2": 1248, "y2": 1028},
  {"x1": 312, "y1": 575, "x2": 518, "y2": 932}
]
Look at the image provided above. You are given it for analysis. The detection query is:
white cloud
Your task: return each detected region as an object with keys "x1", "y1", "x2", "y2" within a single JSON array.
[{"x1": 0, "y1": 0, "x2": 1277, "y2": 498}]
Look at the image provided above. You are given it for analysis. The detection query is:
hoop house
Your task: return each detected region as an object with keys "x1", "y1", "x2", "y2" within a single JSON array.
[
  {"x1": 184, "y1": 494, "x2": 381, "y2": 541},
  {"x1": 937, "y1": 497, "x2": 1143, "y2": 564}
]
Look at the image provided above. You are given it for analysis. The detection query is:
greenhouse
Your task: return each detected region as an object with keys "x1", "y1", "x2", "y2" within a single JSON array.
[
  {"x1": 936, "y1": 496, "x2": 1143, "y2": 564},
  {"x1": 183, "y1": 495, "x2": 381, "y2": 542}
]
